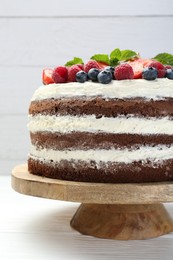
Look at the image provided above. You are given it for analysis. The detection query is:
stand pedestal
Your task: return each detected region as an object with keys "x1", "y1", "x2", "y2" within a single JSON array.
[
  {"x1": 71, "y1": 203, "x2": 173, "y2": 240},
  {"x1": 11, "y1": 164, "x2": 173, "y2": 240}
]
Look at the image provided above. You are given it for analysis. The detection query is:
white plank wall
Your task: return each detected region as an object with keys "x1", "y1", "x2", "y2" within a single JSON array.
[{"x1": 1, "y1": 0, "x2": 173, "y2": 175}]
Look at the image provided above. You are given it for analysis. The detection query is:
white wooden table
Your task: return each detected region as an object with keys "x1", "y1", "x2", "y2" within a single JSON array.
[
  {"x1": 0, "y1": 176, "x2": 173, "y2": 260},
  {"x1": 1, "y1": 1, "x2": 173, "y2": 258}
]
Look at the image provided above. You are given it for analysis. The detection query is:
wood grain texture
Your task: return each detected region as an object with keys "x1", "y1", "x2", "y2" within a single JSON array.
[
  {"x1": 12, "y1": 164, "x2": 173, "y2": 204},
  {"x1": 1, "y1": 176, "x2": 173, "y2": 259},
  {"x1": 11, "y1": 165, "x2": 173, "y2": 240},
  {"x1": 71, "y1": 204, "x2": 173, "y2": 240}
]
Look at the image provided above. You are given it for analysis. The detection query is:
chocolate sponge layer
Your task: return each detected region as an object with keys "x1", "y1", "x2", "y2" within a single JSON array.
[
  {"x1": 29, "y1": 97, "x2": 173, "y2": 118},
  {"x1": 28, "y1": 158, "x2": 173, "y2": 183},
  {"x1": 30, "y1": 132, "x2": 173, "y2": 150}
]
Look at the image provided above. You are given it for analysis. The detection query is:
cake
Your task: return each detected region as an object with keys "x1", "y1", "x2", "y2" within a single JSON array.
[{"x1": 28, "y1": 49, "x2": 173, "y2": 183}]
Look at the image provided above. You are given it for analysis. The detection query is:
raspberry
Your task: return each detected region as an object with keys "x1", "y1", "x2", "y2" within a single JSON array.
[
  {"x1": 68, "y1": 65, "x2": 83, "y2": 82},
  {"x1": 84, "y1": 60, "x2": 101, "y2": 73},
  {"x1": 165, "y1": 65, "x2": 173, "y2": 70},
  {"x1": 76, "y1": 64, "x2": 84, "y2": 70},
  {"x1": 114, "y1": 63, "x2": 134, "y2": 80},
  {"x1": 42, "y1": 68, "x2": 54, "y2": 85},
  {"x1": 52, "y1": 66, "x2": 68, "y2": 83},
  {"x1": 147, "y1": 61, "x2": 166, "y2": 78},
  {"x1": 55, "y1": 66, "x2": 68, "y2": 78}
]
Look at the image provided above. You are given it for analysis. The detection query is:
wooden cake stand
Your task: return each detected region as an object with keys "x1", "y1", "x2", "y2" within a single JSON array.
[{"x1": 11, "y1": 164, "x2": 173, "y2": 240}]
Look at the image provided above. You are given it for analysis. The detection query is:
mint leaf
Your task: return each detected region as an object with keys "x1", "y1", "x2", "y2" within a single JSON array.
[
  {"x1": 110, "y1": 57, "x2": 119, "y2": 66},
  {"x1": 110, "y1": 48, "x2": 121, "y2": 60},
  {"x1": 65, "y1": 57, "x2": 84, "y2": 66},
  {"x1": 120, "y1": 49, "x2": 138, "y2": 61},
  {"x1": 90, "y1": 54, "x2": 110, "y2": 65},
  {"x1": 110, "y1": 48, "x2": 121, "y2": 66},
  {"x1": 153, "y1": 53, "x2": 173, "y2": 65}
]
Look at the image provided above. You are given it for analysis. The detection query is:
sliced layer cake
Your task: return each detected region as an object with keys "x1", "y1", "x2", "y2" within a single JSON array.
[{"x1": 28, "y1": 79, "x2": 173, "y2": 183}]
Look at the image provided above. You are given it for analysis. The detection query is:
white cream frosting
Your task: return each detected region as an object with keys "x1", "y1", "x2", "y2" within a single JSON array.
[
  {"x1": 31, "y1": 79, "x2": 173, "y2": 101},
  {"x1": 28, "y1": 114, "x2": 173, "y2": 135},
  {"x1": 29, "y1": 144, "x2": 173, "y2": 164}
]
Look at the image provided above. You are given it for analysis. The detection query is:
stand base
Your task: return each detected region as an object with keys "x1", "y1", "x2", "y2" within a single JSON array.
[{"x1": 70, "y1": 203, "x2": 173, "y2": 240}]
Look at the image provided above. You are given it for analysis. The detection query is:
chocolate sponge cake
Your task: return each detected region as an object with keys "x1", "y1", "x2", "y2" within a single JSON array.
[{"x1": 28, "y1": 76, "x2": 173, "y2": 183}]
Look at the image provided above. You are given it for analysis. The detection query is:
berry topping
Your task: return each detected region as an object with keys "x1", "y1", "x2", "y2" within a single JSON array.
[
  {"x1": 128, "y1": 60, "x2": 143, "y2": 79},
  {"x1": 165, "y1": 65, "x2": 173, "y2": 70},
  {"x1": 128, "y1": 59, "x2": 154, "y2": 79},
  {"x1": 147, "y1": 61, "x2": 166, "y2": 78},
  {"x1": 84, "y1": 60, "x2": 101, "y2": 73},
  {"x1": 114, "y1": 63, "x2": 134, "y2": 80},
  {"x1": 75, "y1": 64, "x2": 84, "y2": 70},
  {"x1": 42, "y1": 50, "x2": 173, "y2": 85},
  {"x1": 97, "y1": 70, "x2": 113, "y2": 84},
  {"x1": 42, "y1": 68, "x2": 54, "y2": 85},
  {"x1": 166, "y1": 69, "x2": 173, "y2": 80},
  {"x1": 52, "y1": 66, "x2": 68, "y2": 83},
  {"x1": 68, "y1": 65, "x2": 83, "y2": 82},
  {"x1": 142, "y1": 67, "x2": 158, "y2": 80},
  {"x1": 104, "y1": 66, "x2": 115, "y2": 78},
  {"x1": 88, "y1": 68, "x2": 101, "y2": 82},
  {"x1": 76, "y1": 71, "x2": 88, "y2": 83}
]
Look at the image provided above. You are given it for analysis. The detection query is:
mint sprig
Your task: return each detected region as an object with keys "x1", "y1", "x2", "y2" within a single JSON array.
[
  {"x1": 91, "y1": 48, "x2": 138, "y2": 66},
  {"x1": 65, "y1": 57, "x2": 84, "y2": 66},
  {"x1": 153, "y1": 53, "x2": 173, "y2": 66},
  {"x1": 90, "y1": 54, "x2": 110, "y2": 65},
  {"x1": 120, "y1": 50, "x2": 138, "y2": 61}
]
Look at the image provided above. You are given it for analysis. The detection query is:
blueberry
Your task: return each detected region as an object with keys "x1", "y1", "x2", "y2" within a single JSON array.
[
  {"x1": 166, "y1": 69, "x2": 173, "y2": 80},
  {"x1": 76, "y1": 71, "x2": 88, "y2": 83},
  {"x1": 88, "y1": 68, "x2": 101, "y2": 82},
  {"x1": 97, "y1": 70, "x2": 113, "y2": 84},
  {"x1": 142, "y1": 67, "x2": 158, "y2": 80},
  {"x1": 104, "y1": 66, "x2": 115, "y2": 79}
]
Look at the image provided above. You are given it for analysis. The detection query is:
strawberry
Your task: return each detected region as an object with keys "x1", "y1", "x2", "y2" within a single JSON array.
[
  {"x1": 52, "y1": 66, "x2": 68, "y2": 83},
  {"x1": 114, "y1": 63, "x2": 134, "y2": 80},
  {"x1": 97, "y1": 61, "x2": 108, "y2": 69},
  {"x1": 42, "y1": 68, "x2": 54, "y2": 85},
  {"x1": 146, "y1": 61, "x2": 166, "y2": 78},
  {"x1": 128, "y1": 58, "x2": 153, "y2": 79},
  {"x1": 128, "y1": 60, "x2": 143, "y2": 79},
  {"x1": 68, "y1": 65, "x2": 83, "y2": 82},
  {"x1": 84, "y1": 60, "x2": 101, "y2": 73}
]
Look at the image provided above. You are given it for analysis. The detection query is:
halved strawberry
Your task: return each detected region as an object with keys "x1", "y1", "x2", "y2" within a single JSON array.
[
  {"x1": 128, "y1": 60, "x2": 144, "y2": 79},
  {"x1": 97, "y1": 61, "x2": 108, "y2": 69},
  {"x1": 42, "y1": 68, "x2": 54, "y2": 85},
  {"x1": 128, "y1": 58, "x2": 154, "y2": 79}
]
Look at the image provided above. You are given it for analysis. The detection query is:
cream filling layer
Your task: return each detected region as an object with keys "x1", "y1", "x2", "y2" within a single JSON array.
[
  {"x1": 29, "y1": 145, "x2": 173, "y2": 164},
  {"x1": 31, "y1": 79, "x2": 173, "y2": 101},
  {"x1": 28, "y1": 115, "x2": 173, "y2": 135}
]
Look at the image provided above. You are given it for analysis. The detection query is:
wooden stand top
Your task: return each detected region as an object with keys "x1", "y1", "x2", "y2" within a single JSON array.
[{"x1": 11, "y1": 164, "x2": 173, "y2": 204}]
